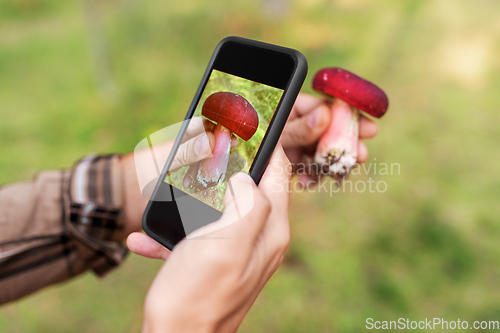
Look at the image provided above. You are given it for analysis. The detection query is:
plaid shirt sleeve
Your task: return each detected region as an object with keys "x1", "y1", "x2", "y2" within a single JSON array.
[{"x1": 0, "y1": 154, "x2": 128, "y2": 305}]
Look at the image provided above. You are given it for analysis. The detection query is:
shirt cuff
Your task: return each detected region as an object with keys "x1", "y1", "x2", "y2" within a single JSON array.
[{"x1": 67, "y1": 154, "x2": 128, "y2": 277}]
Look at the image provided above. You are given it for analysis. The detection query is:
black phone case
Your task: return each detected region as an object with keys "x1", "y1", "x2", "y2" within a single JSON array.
[{"x1": 142, "y1": 36, "x2": 307, "y2": 250}]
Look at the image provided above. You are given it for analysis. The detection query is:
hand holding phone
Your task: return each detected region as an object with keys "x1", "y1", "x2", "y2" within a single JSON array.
[
  {"x1": 131, "y1": 146, "x2": 292, "y2": 332},
  {"x1": 142, "y1": 37, "x2": 307, "y2": 249}
]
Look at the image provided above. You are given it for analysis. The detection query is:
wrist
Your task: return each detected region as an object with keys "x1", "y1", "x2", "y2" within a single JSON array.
[{"x1": 118, "y1": 153, "x2": 148, "y2": 239}]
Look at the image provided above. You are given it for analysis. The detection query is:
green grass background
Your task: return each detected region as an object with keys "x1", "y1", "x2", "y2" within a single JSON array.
[{"x1": 1, "y1": 0, "x2": 500, "y2": 332}]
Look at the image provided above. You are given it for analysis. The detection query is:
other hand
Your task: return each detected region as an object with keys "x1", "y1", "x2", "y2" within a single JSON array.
[{"x1": 127, "y1": 145, "x2": 292, "y2": 332}]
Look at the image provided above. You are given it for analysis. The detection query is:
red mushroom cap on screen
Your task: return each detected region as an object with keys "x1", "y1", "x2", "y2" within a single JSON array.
[
  {"x1": 312, "y1": 68, "x2": 389, "y2": 118},
  {"x1": 202, "y1": 92, "x2": 259, "y2": 141}
]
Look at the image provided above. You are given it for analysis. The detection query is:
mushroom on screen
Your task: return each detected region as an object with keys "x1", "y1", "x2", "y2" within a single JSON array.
[{"x1": 192, "y1": 92, "x2": 259, "y2": 189}]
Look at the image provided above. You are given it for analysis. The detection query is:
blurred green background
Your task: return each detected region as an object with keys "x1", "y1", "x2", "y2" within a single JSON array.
[{"x1": 1, "y1": 0, "x2": 500, "y2": 332}]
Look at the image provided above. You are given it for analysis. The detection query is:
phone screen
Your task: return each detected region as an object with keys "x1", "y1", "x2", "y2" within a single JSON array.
[{"x1": 164, "y1": 69, "x2": 284, "y2": 211}]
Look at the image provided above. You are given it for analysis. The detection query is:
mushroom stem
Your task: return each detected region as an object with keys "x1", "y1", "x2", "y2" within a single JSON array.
[
  {"x1": 313, "y1": 98, "x2": 359, "y2": 178},
  {"x1": 196, "y1": 123, "x2": 231, "y2": 189}
]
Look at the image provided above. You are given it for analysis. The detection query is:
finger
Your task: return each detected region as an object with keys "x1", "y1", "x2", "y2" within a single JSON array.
[
  {"x1": 280, "y1": 103, "x2": 331, "y2": 148},
  {"x1": 127, "y1": 232, "x2": 171, "y2": 260},
  {"x1": 357, "y1": 140, "x2": 369, "y2": 164},
  {"x1": 285, "y1": 148, "x2": 315, "y2": 174},
  {"x1": 182, "y1": 118, "x2": 216, "y2": 142},
  {"x1": 289, "y1": 93, "x2": 324, "y2": 120},
  {"x1": 170, "y1": 132, "x2": 215, "y2": 170},
  {"x1": 297, "y1": 173, "x2": 318, "y2": 190},
  {"x1": 189, "y1": 173, "x2": 270, "y2": 244},
  {"x1": 258, "y1": 145, "x2": 292, "y2": 255},
  {"x1": 182, "y1": 117, "x2": 203, "y2": 142},
  {"x1": 284, "y1": 147, "x2": 301, "y2": 170},
  {"x1": 229, "y1": 173, "x2": 271, "y2": 242},
  {"x1": 359, "y1": 116, "x2": 379, "y2": 139},
  {"x1": 183, "y1": 117, "x2": 204, "y2": 142},
  {"x1": 260, "y1": 144, "x2": 291, "y2": 195}
]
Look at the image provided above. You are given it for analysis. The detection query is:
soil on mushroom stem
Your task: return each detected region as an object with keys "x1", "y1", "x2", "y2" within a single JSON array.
[{"x1": 168, "y1": 154, "x2": 247, "y2": 211}]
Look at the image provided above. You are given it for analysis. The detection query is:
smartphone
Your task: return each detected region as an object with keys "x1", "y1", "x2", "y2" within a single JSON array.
[{"x1": 142, "y1": 36, "x2": 307, "y2": 249}]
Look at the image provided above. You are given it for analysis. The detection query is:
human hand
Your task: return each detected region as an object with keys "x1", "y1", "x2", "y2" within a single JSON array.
[
  {"x1": 127, "y1": 145, "x2": 292, "y2": 333},
  {"x1": 120, "y1": 118, "x2": 236, "y2": 238},
  {"x1": 280, "y1": 93, "x2": 379, "y2": 183}
]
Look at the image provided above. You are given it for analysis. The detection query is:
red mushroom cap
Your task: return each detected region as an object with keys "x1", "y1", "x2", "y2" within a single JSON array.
[
  {"x1": 312, "y1": 67, "x2": 389, "y2": 118},
  {"x1": 202, "y1": 92, "x2": 259, "y2": 141}
]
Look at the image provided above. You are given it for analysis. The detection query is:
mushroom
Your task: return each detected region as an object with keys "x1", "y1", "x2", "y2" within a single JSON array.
[
  {"x1": 311, "y1": 67, "x2": 389, "y2": 181},
  {"x1": 194, "y1": 92, "x2": 259, "y2": 189}
]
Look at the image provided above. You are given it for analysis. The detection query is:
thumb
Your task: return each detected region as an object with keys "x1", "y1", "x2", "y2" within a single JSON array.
[
  {"x1": 127, "y1": 232, "x2": 171, "y2": 260},
  {"x1": 170, "y1": 132, "x2": 214, "y2": 170},
  {"x1": 280, "y1": 103, "x2": 331, "y2": 148}
]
